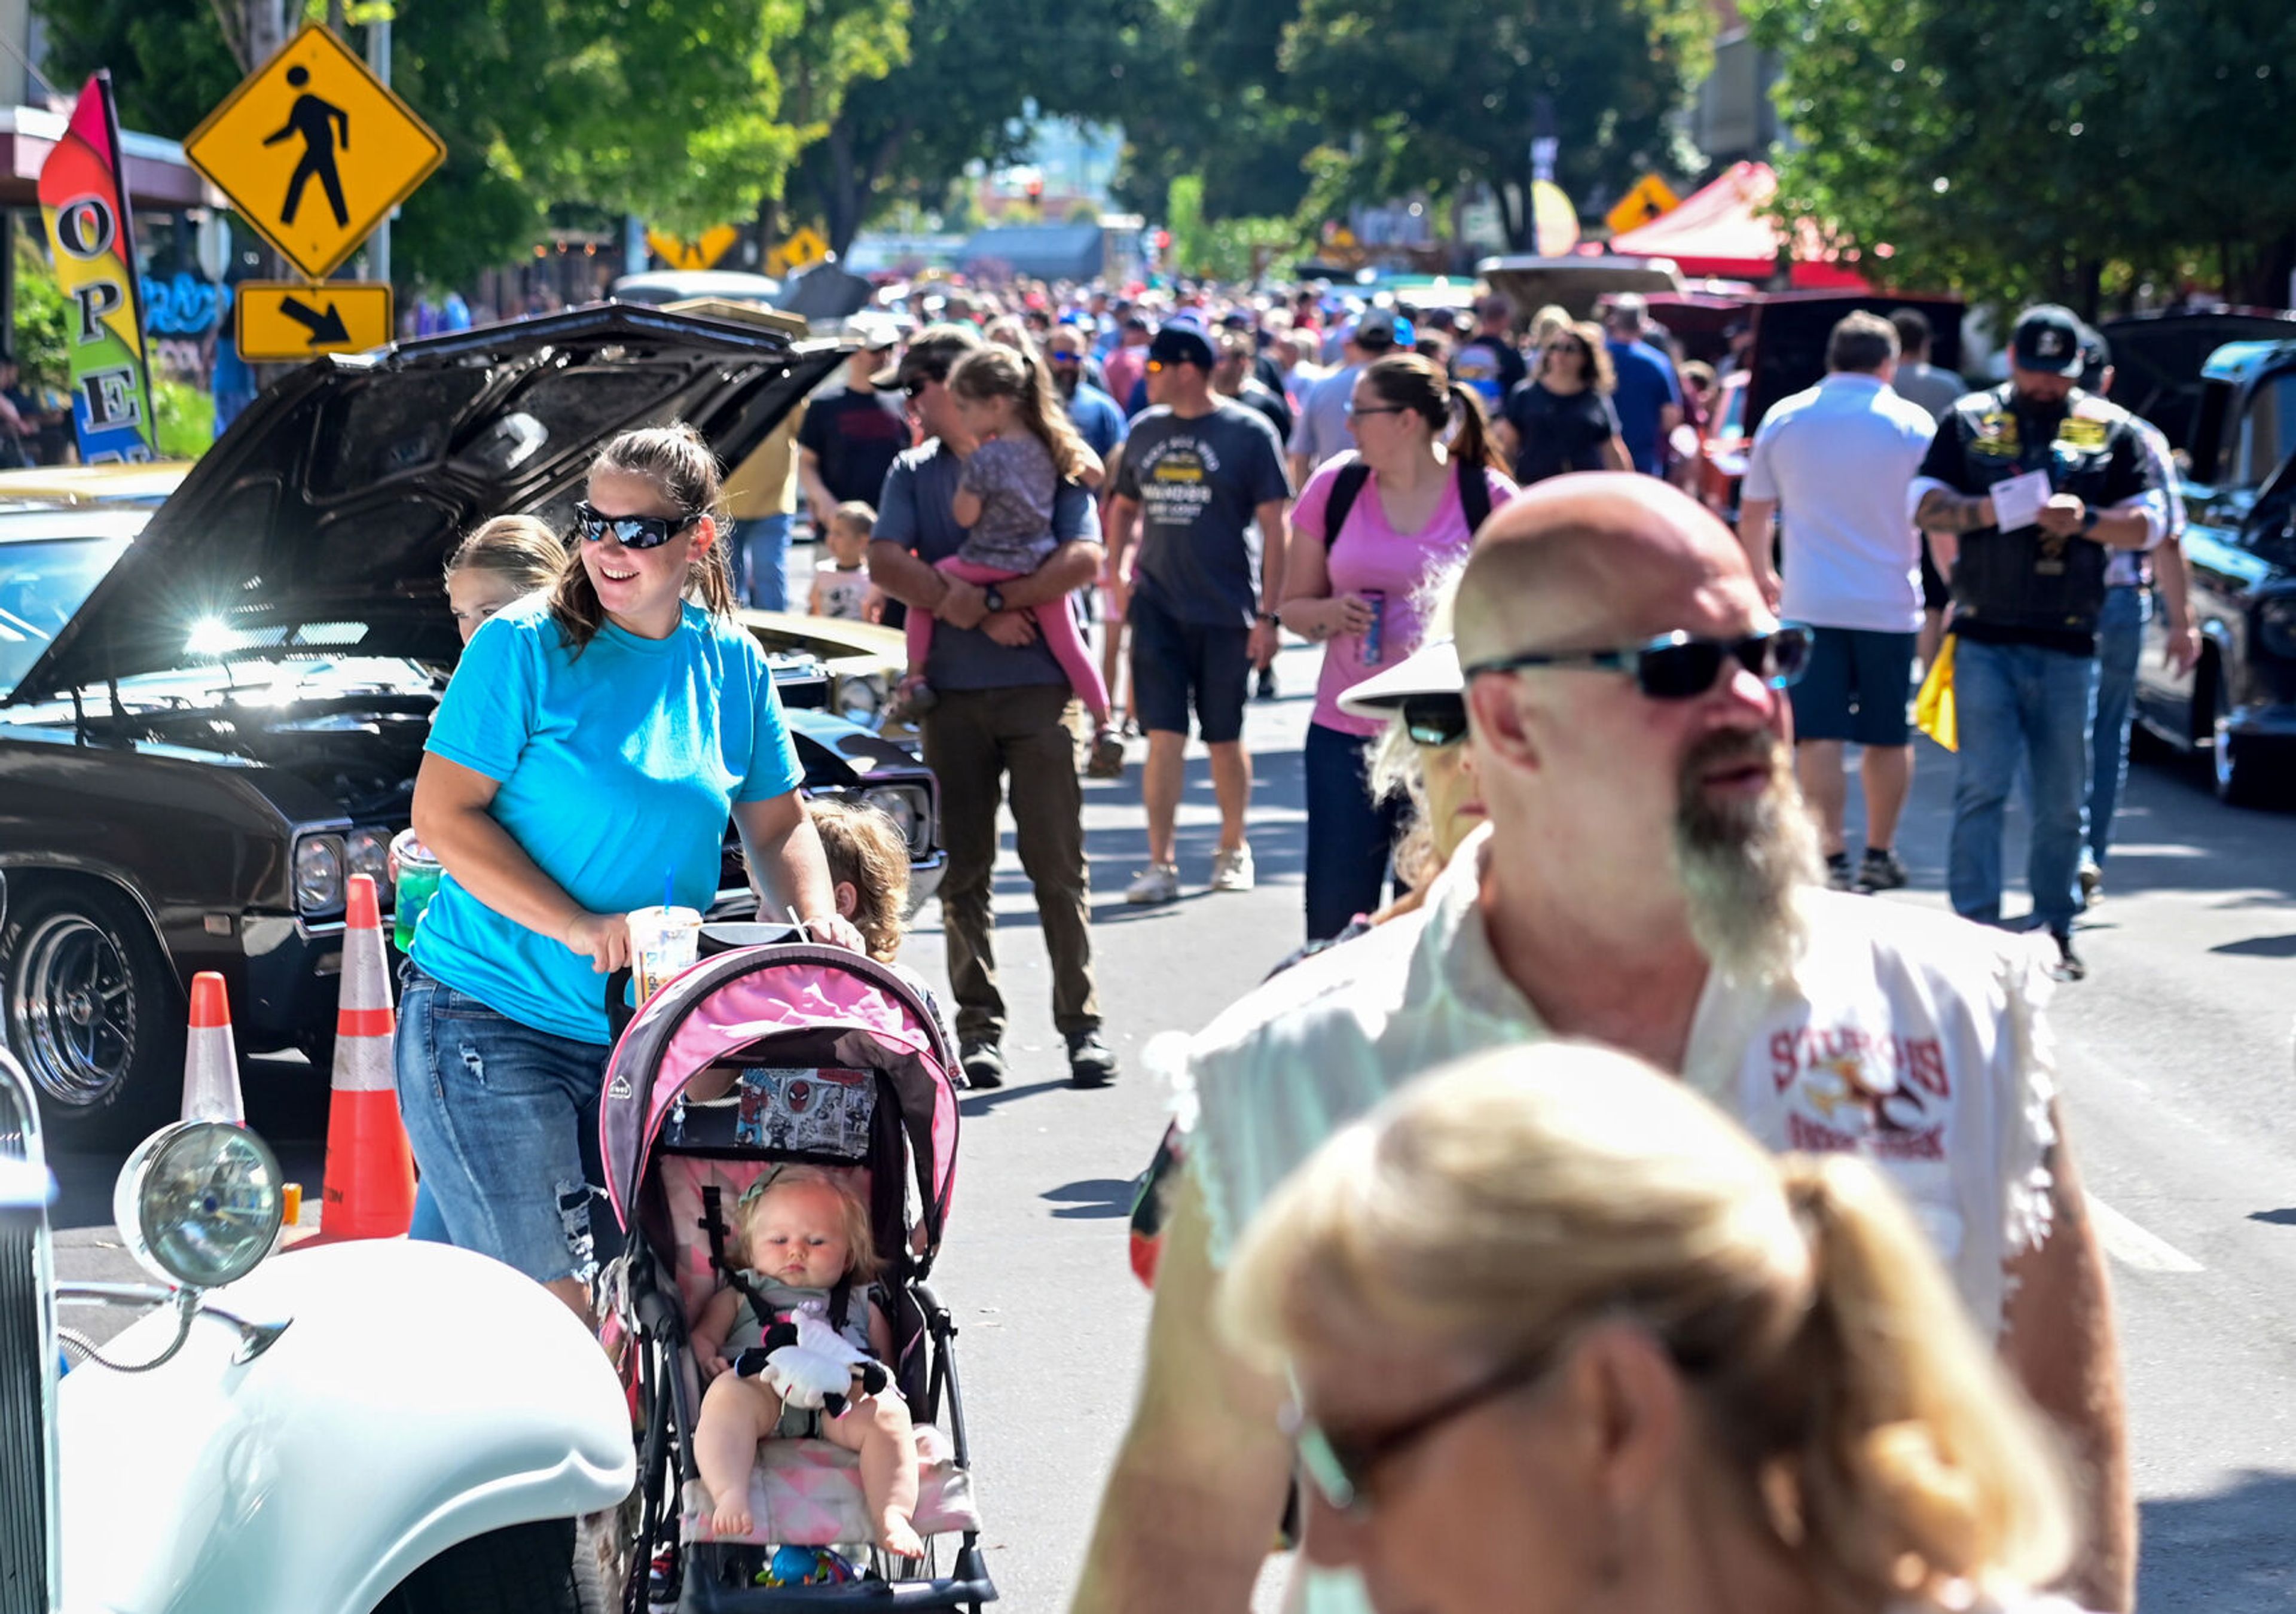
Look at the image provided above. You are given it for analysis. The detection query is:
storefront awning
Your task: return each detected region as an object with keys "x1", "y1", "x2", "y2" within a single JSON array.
[{"x1": 0, "y1": 104, "x2": 223, "y2": 210}]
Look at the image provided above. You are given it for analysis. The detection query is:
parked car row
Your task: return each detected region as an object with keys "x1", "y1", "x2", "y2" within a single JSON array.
[{"x1": 0, "y1": 304, "x2": 945, "y2": 1146}]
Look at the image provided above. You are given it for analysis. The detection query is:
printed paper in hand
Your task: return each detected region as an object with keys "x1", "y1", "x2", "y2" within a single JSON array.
[{"x1": 1987, "y1": 469, "x2": 2053, "y2": 532}]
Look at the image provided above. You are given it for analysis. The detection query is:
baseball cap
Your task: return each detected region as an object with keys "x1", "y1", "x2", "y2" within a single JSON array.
[
  {"x1": 1355, "y1": 307, "x2": 1413, "y2": 350},
  {"x1": 873, "y1": 321, "x2": 979, "y2": 389},
  {"x1": 2011, "y1": 305, "x2": 2085, "y2": 376},
  {"x1": 1338, "y1": 637, "x2": 1463, "y2": 720},
  {"x1": 1147, "y1": 324, "x2": 1216, "y2": 370},
  {"x1": 848, "y1": 312, "x2": 900, "y2": 352}
]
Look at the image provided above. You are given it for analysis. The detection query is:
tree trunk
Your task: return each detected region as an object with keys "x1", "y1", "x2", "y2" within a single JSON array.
[
  {"x1": 210, "y1": 0, "x2": 291, "y2": 71},
  {"x1": 2242, "y1": 228, "x2": 2296, "y2": 311}
]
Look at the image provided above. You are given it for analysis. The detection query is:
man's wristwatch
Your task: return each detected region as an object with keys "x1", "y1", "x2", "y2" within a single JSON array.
[
  {"x1": 982, "y1": 584, "x2": 1007, "y2": 614},
  {"x1": 2080, "y1": 509, "x2": 2100, "y2": 533},
  {"x1": 1255, "y1": 609, "x2": 1279, "y2": 625}
]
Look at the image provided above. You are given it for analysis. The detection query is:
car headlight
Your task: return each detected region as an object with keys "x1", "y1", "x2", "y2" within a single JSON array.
[
  {"x1": 345, "y1": 828, "x2": 391, "y2": 893},
  {"x1": 2257, "y1": 596, "x2": 2296, "y2": 661},
  {"x1": 835, "y1": 673, "x2": 886, "y2": 722},
  {"x1": 112, "y1": 1120, "x2": 284, "y2": 1289},
  {"x1": 294, "y1": 833, "x2": 344, "y2": 914},
  {"x1": 860, "y1": 785, "x2": 930, "y2": 857}
]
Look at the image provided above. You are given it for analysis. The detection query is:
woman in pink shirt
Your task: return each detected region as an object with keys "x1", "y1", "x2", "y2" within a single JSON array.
[{"x1": 1280, "y1": 353, "x2": 1516, "y2": 939}]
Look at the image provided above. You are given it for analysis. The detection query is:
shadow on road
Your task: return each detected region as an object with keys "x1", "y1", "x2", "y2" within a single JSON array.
[
  {"x1": 2141, "y1": 1469, "x2": 2296, "y2": 1613},
  {"x1": 1040, "y1": 1178, "x2": 1137, "y2": 1219}
]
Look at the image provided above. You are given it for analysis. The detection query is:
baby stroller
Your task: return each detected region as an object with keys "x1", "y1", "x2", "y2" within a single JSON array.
[{"x1": 599, "y1": 928, "x2": 993, "y2": 1610}]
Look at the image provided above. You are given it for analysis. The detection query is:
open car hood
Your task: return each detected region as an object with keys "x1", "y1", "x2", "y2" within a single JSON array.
[
  {"x1": 2097, "y1": 310, "x2": 2296, "y2": 454},
  {"x1": 8, "y1": 303, "x2": 848, "y2": 704}
]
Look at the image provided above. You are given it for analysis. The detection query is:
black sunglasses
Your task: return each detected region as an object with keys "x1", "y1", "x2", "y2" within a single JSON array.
[
  {"x1": 1284, "y1": 1351, "x2": 1556, "y2": 1518},
  {"x1": 1465, "y1": 625, "x2": 1812, "y2": 701},
  {"x1": 1400, "y1": 695, "x2": 1468, "y2": 747},
  {"x1": 572, "y1": 501, "x2": 696, "y2": 550}
]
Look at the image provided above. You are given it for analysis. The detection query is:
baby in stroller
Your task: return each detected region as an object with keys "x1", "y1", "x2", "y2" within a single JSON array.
[{"x1": 690, "y1": 1167, "x2": 923, "y2": 1558}]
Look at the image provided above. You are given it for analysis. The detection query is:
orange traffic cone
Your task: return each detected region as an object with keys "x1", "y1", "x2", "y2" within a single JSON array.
[
  {"x1": 182, "y1": 972, "x2": 245, "y2": 1124},
  {"x1": 312, "y1": 874, "x2": 416, "y2": 1241}
]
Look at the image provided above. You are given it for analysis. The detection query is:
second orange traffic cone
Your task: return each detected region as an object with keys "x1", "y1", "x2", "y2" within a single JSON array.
[{"x1": 312, "y1": 873, "x2": 416, "y2": 1241}]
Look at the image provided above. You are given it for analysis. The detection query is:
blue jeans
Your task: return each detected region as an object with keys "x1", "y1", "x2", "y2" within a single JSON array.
[
  {"x1": 1948, "y1": 638, "x2": 2097, "y2": 933},
  {"x1": 734, "y1": 513, "x2": 793, "y2": 612},
  {"x1": 2087, "y1": 586, "x2": 2150, "y2": 867},
  {"x1": 1303, "y1": 721, "x2": 1410, "y2": 942},
  {"x1": 393, "y1": 963, "x2": 612, "y2": 1286}
]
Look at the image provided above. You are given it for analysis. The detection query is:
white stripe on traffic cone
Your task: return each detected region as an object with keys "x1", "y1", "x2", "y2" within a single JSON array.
[{"x1": 312, "y1": 874, "x2": 415, "y2": 1241}]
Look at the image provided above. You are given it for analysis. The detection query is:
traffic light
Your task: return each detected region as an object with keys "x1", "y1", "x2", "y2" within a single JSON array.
[{"x1": 1025, "y1": 176, "x2": 1044, "y2": 205}]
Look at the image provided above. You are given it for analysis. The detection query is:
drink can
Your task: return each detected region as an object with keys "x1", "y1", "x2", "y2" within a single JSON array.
[
  {"x1": 1360, "y1": 590, "x2": 1387, "y2": 667},
  {"x1": 392, "y1": 837, "x2": 443, "y2": 952}
]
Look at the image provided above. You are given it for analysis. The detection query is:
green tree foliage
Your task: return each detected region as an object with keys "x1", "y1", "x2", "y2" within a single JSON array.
[
  {"x1": 785, "y1": 0, "x2": 1158, "y2": 254},
  {"x1": 1107, "y1": 0, "x2": 1321, "y2": 225},
  {"x1": 1750, "y1": 0, "x2": 2296, "y2": 312},
  {"x1": 1278, "y1": 0, "x2": 1714, "y2": 249}
]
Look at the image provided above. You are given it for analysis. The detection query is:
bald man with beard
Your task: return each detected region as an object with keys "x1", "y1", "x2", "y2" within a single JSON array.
[{"x1": 1073, "y1": 475, "x2": 2130, "y2": 1614}]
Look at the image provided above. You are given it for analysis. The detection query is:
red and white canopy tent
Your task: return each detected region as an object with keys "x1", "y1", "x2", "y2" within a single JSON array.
[{"x1": 1608, "y1": 160, "x2": 1866, "y2": 290}]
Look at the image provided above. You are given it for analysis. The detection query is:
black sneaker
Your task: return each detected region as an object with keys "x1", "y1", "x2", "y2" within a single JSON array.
[
  {"x1": 1825, "y1": 852, "x2": 1855, "y2": 892},
  {"x1": 1066, "y1": 1027, "x2": 1119, "y2": 1088},
  {"x1": 1255, "y1": 667, "x2": 1278, "y2": 701},
  {"x1": 2050, "y1": 929, "x2": 2087, "y2": 983},
  {"x1": 959, "y1": 1038, "x2": 1005, "y2": 1090},
  {"x1": 1857, "y1": 847, "x2": 1909, "y2": 893}
]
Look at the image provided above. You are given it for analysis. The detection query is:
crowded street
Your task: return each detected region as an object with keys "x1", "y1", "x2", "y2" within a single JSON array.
[{"x1": 41, "y1": 627, "x2": 2296, "y2": 1610}]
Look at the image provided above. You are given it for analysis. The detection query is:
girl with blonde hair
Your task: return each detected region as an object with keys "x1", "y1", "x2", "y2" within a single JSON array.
[
  {"x1": 1221, "y1": 1044, "x2": 2077, "y2": 1614},
  {"x1": 443, "y1": 514, "x2": 564, "y2": 643}
]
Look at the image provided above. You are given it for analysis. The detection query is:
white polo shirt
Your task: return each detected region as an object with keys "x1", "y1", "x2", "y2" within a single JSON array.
[{"x1": 1744, "y1": 371, "x2": 1940, "y2": 633}]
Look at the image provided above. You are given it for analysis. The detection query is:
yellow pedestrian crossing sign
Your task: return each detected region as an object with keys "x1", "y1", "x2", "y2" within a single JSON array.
[
  {"x1": 646, "y1": 225, "x2": 741, "y2": 272},
  {"x1": 236, "y1": 280, "x2": 394, "y2": 362},
  {"x1": 185, "y1": 24, "x2": 445, "y2": 280},
  {"x1": 1605, "y1": 173, "x2": 1681, "y2": 237},
  {"x1": 767, "y1": 227, "x2": 830, "y2": 278}
]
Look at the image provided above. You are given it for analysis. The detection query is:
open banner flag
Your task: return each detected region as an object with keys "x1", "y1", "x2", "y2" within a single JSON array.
[{"x1": 38, "y1": 72, "x2": 158, "y2": 463}]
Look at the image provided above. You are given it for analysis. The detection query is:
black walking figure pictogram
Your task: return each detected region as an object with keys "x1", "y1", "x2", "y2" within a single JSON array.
[{"x1": 264, "y1": 65, "x2": 350, "y2": 230}]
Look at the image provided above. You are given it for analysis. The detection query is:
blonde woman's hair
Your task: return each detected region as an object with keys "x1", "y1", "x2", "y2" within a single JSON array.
[
  {"x1": 807, "y1": 798, "x2": 910, "y2": 964},
  {"x1": 945, "y1": 344, "x2": 1095, "y2": 484},
  {"x1": 447, "y1": 515, "x2": 564, "y2": 592},
  {"x1": 1220, "y1": 1046, "x2": 2074, "y2": 1610},
  {"x1": 741, "y1": 1163, "x2": 883, "y2": 1285},
  {"x1": 548, "y1": 422, "x2": 737, "y2": 654},
  {"x1": 1526, "y1": 303, "x2": 1573, "y2": 348}
]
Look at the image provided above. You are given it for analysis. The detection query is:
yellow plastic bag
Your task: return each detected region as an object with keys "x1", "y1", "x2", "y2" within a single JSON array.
[{"x1": 1915, "y1": 633, "x2": 1957, "y2": 751}]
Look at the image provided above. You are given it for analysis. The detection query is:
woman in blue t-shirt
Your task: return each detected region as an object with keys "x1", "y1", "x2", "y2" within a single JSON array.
[{"x1": 395, "y1": 423, "x2": 864, "y2": 1319}]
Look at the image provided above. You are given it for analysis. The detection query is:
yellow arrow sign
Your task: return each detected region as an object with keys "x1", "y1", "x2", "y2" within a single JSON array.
[
  {"x1": 236, "y1": 280, "x2": 393, "y2": 362},
  {"x1": 185, "y1": 24, "x2": 445, "y2": 281},
  {"x1": 767, "y1": 225, "x2": 830, "y2": 278},
  {"x1": 646, "y1": 224, "x2": 741, "y2": 272},
  {"x1": 1605, "y1": 173, "x2": 1683, "y2": 239}
]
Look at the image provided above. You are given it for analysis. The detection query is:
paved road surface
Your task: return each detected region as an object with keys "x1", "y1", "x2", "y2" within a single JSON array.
[{"x1": 45, "y1": 639, "x2": 2296, "y2": 1611}]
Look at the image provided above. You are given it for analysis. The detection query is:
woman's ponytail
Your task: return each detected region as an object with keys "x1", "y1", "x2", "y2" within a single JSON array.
[
  {"x1": 1445, "y1": 381, "x2": 1495, "y2": 472},
  {"x1": 1757, "y1": 1155, "x2": 2074, "y2": 1607}
]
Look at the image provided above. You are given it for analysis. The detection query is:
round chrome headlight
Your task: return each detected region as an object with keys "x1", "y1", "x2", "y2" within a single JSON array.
[
  {"x1": 859, "y1": 786, "x2": 920, "y2": 851},
  {"x1": 114, "y1": 1121, "x2": 284, "y2": 1289}
]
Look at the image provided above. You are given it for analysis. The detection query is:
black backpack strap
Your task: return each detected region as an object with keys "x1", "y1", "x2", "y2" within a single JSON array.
[
  {"x1": 1458, "y1": 458, "x2": 1493, "y2": 536},
  {"x1": 1321, "y1": 460, "x2": 1372, "y2": 550},
  {"x1": 829, "y1": 1274, "x2": 856, "y2": 1337},
  {"x1": 701, "y1": 1185, "x2": 773, "y2": 1332}
]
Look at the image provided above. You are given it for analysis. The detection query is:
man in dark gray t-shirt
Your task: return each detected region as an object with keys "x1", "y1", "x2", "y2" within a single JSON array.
[
  {"x1": 1107, "y1": 324, "x2": 1290, "y2": 907},
  {"x1": 868, "y1": 325, "x2": 1116, "y2": 1090}
]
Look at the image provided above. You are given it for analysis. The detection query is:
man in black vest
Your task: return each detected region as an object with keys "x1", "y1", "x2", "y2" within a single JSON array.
[{"x1": 1910, "y1": 306, "x2": 2168, "y2": 980}]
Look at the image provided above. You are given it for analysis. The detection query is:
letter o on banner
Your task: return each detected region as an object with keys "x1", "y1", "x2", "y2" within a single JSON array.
[{"x1": 55, "y1": 196, "x2": 118, "y2": 260}]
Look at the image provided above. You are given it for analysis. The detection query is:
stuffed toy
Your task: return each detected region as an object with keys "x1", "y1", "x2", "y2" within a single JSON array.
[{"x1": 733, "y1": 1298, "x2": 889, "y2": 1417}]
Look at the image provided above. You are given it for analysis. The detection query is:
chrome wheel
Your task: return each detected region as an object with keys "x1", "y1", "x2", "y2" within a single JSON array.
[{"x1": 7, "y1": 910, "x2": 138, "y2": 1109}]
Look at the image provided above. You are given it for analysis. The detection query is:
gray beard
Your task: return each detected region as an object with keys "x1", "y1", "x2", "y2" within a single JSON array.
[{"x1": 1673, "y1": 733, "x2": 1823, "y2": 987}]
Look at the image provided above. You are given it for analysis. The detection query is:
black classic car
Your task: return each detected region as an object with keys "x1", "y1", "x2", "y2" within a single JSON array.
[
  {"x1": 2100, "y1": 312, "x2": 2296, "y2": 806},
  {"x1": 0, "y1": 304, "x2": 944, "y2": 1143}
]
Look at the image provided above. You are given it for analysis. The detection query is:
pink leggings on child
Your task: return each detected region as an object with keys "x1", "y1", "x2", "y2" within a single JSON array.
[{"x1": 908, "y1": 556, "x2": 1111, "y2": 723}]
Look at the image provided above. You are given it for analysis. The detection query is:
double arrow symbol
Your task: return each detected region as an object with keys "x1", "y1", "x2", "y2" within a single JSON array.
[{"x1": 277, "y1": 294, "x2": 350, "y2": 346}]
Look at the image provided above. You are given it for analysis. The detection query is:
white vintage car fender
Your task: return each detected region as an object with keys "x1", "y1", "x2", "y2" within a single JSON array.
[{"x1": 57, "y1": 1238, "x2": 633, "y2": 1614}]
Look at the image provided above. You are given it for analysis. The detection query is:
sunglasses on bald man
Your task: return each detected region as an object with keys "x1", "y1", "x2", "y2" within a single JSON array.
[{"x1": 1465, "y1": 626, "x2": 1813, "y2": 702}]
